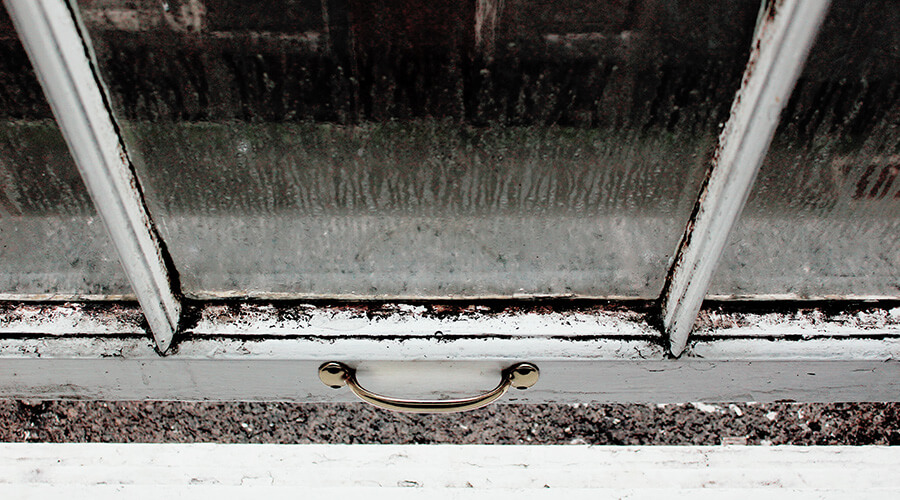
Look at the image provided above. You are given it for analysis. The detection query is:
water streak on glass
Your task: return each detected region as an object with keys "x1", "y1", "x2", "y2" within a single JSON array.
[
  {"x1": 709, "y1": 0, "x2": 900, "y2": 299},
  {"x1": 0, "y1": 11, "x2": 132, "y2": 298},
  {"x1": 76, "y1": 0, "x2": 759, "y2": 298}
]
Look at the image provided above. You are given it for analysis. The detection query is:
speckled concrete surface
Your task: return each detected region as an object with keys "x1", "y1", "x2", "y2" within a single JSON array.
[{"x1": 1, "y1": 402, "x2": 897, "y2": 445}]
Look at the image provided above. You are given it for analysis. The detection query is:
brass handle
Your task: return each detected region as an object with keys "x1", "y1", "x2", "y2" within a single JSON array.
[{"x1": 318, "y1": 362, "x2": 539, "y2": 414}]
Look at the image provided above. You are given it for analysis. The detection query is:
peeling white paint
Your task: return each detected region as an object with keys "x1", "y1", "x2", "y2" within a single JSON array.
[
  {"x1": 0, "y1": 303, "x2": 145, "y2": 335},
  {"x1": 190, "y1": 303, "x2": 656, "y2": 338},
  {"x1": 694, "y1": 307, "x2": 900, "y2": 338}
]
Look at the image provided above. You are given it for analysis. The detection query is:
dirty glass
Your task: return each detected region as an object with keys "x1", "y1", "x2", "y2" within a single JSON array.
[
  {"x1": 0, "y1": 11, "x2": 132, "y2": 298},
  {"x1": 76, "y1": 0, "x2": 759, "y2": 298},
  {"x1": 709, "y1": 0, "x2": 900, "y2": 299}
]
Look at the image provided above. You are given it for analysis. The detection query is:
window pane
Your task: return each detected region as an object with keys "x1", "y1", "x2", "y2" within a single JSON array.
[
  {"x1": 710, "y1": 0, "x2": 900, "y2": 299},
  {"x1": 77, "y1": 0, "x2": 759, "y2": 298},
  {"x1": 0, "y1": 12, "x2": 131, "y2": 298}
]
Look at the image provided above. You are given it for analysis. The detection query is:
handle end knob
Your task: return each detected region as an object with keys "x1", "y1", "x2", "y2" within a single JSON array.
[
  {"x1": 507, "y1": 363, "x2": 539, "y2": 390},
  {"x1": 319, "y1": 362, "x2": 349, "y2": 388}
]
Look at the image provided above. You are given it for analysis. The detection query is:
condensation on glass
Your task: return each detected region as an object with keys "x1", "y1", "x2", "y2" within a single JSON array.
[
  {"x1": 709, "y1": 0, "x2": 900, "y2": 299},
  {"x1": 76, "y1": 0, "x2": 759, "y2": 299},
  {"x1": 0, "y1": 11, "x2": 132, "y2": 299}
]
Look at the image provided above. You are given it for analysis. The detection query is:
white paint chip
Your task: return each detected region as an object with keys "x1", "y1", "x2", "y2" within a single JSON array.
[{"x1": 692, "y1": 402, "x2": 722, "y2": 414}]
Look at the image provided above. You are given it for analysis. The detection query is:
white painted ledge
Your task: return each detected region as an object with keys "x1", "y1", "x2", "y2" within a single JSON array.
[{"x1": 0, "y1": 444, "x2": 898, "y2": 499}]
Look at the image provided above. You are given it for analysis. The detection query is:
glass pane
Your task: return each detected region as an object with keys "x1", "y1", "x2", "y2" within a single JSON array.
[
  {"x1": 0, "y1": 11, "x2": 132, "y2": 298},
  {"x1": 77, "y1": 0, "x2": 759, "y2": 298},
  {"x1": 710, "y1": 0, "x2": 900, "y2": 299}
]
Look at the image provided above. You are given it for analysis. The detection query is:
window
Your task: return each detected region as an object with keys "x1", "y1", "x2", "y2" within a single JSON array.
[{"x1": 1, "y1": 0, "x2": 898, "y2": 408}]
